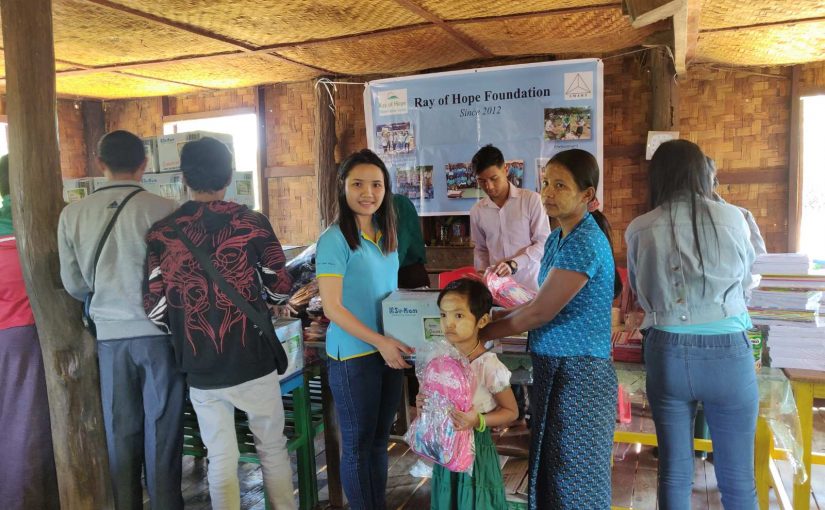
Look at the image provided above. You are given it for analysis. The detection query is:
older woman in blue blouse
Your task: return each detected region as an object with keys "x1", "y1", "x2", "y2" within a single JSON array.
[{"x1": 482, "y1": 149, "x2": 620, "y2": 509}]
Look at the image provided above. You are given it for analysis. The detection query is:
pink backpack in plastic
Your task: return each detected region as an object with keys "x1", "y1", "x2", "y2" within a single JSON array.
[{"x1": 406, "y1": 354, "x2": 476, "y2": 474}]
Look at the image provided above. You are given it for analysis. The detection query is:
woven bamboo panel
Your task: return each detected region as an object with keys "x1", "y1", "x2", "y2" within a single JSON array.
[
  {"x1": 701, "y1": 0, "x2": 825, "y2": 30},
  {"x1": 601, "y1": 56, "x2": 651, "y2": 264},
  {"x1": 276, "y1": 26, "x2": 477, "y2": 74},
  {"x1": 57, "y1": 100, "x2": 87, "y2": 178},
  {"x1": 680, "y1": 65, "x2": 792, "y2": 252},
  {"x1": 265, "y1": 82, "x2": 316, "y2": 167},
  {"x1": 171, "y1": 87, "x2": 257, "y2": 115},
  {"x1": 697, "y1": 21, "x2": 825, "y2": 66},
  {"x1": 128, "y1": 54, "x2": 319, "y2": 90},
  {"x1": 106, "y1": 0, "x2": 424, "y2": 46},
  {"x1": 334, "y1": 82, "x2": 368, "y2": 160},
  {"x1": 419, "y1": 0, "x2": 614, "y2": 20},
  {"x1": 800, "y1": 60, "x2": 825, "y2": 90},
  {"x1": 454, "y1": 8, "x2": 656, "y2": 56},
  {"x1": 267, "y1": 176, "x2": 321, "y2": 246},
  {"x1": 0, "y1": 48, "x2": 83, "y2": 78},
  {"x1": 104, "y1": 97, "x2": 164, "y2": 137},
  {"x1": 51, "y1": 0, "x2": 236, "y2": 66},
  {"x1": 57, "y1": 72, "x2": 199, "y2": 99}
]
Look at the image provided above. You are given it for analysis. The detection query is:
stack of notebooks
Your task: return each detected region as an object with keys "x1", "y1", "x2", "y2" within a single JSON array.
[{"x1": 749, "y1": 254, "x2": 825, "y2": 371}]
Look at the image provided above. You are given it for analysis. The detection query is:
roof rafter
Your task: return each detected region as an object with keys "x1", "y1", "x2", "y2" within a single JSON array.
[
  {"x1": 389, "y1": 0, "x2": 494, "y2": 58},
  {"x1": 79, "y1": 0, "x2": 335, "y2": 74}
]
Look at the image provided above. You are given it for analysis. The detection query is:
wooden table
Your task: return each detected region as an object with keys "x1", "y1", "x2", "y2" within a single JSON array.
[{"x1": 784, "y1": 368, "x2": 825, "y2": 510}]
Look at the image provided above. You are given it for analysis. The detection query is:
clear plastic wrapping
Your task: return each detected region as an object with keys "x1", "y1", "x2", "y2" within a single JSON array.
[
  {"x1": 483, "y1": 269, "x2": 536, "y2": 308},
  {"x1": 405, "y1": 340, "x2": 476, "y2": 475}
]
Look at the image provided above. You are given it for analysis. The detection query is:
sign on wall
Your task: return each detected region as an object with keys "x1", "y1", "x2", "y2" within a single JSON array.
[{"x1": 365, "y1": 59, "x2": 604, "y2": 215}]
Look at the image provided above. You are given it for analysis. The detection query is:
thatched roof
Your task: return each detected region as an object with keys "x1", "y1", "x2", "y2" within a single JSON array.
[{"x1": 1, "y1": 0, "x2": 823, "y2": 99}]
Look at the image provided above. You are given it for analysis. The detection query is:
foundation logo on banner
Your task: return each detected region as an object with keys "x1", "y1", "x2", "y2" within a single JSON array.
[
  {"x1": 564, "y1": 72, "x2": 593, "y2": 100},
  {"x1": 377, "y1": 89, "x2": 408, "y2": 116}
]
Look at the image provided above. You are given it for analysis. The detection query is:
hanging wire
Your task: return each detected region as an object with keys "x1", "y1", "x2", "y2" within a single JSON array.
[{"x1": 314, "y1": 78, "x2": 367, "y2": 114}]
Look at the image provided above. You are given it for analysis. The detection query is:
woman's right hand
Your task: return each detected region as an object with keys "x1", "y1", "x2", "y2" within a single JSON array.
[{"x1": 378, "y1": 336, "x2": 414, "y2": 370}]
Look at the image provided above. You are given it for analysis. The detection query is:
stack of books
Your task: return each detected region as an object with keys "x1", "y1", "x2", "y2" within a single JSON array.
[{"x1": 749, "y1": 254, "x2": 825, "y2": 371}]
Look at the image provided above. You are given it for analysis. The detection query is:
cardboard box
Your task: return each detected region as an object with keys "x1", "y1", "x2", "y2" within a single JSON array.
[
  {"x1": 141, "y1": 172, "x2": 187, "y2": 204},
  {"x1": 62, "y1": 178, "x2": 94, "y2": 203},
  {"x1": 143, "y1": 137, "x2": 159, "y2": 173},
  {"x1": 156, "y1": 131, "x2": 234, "y2": 173},
  {"x1": 273, "y1": 318, "x2": 304, "y2": 381},
  {"x1": 224, "y1": 172, "x2": 255, "y2": 209},
  {"x1": 382, "y1": 290, "x2": 443, "y2": 351}
]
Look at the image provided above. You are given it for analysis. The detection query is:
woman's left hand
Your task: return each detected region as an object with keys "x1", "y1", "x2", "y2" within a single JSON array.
[{"x1": 449, "y1": 408, "x2": 480, "y2": 431}]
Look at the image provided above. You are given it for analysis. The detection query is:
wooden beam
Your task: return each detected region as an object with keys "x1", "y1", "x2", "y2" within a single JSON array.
[
  {"x1": 163, "y1": 107, "x2": 255, "y2": 123},
  {"x1": 256, "y1": 86, "x2": 270, "y2": 216},
  {"x1": 390, "y1": 0, "x2": 494, "y2": 58},
  {"x1": 456, "y1": 3, "x2": 622, "y2": 25},
  {"x1": 672, "y1": 2, "x2": 689, "y2": 74},
  {"x1": 265, "y1": 165, "x2": 316, "y2": 178},
  {"x1": 649, "y1": 46, "x2": 679, "y2": 131},
  {"x1": 314, "y1": 79, "x2": 338, "y2": 228},
  {"x1": 81, "y1": 101, "x2": 106, "y2": 177},
  {"x1": 700, "y1": 15, "x2": 825, "y2": 34},
  {"x1": 629, "y1": 0, "x2": 682, "y2": 28},
  {"x1": 1, "y1": 0, "x2": 113, "y2": 507},
  {"x1": 684, "y1": 0, "x2": 701, "y2": 65},
  {"x1": 788, "y1": 65, "x2": 802, "y2": 252},
  {"x1": 716, "y1": 166, "x2": 788, "y2": 185}
]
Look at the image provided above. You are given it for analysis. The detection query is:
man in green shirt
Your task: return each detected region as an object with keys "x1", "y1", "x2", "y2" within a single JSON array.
[{"x1": 393, "y1": 193, "x2": 429, "y2": 288}]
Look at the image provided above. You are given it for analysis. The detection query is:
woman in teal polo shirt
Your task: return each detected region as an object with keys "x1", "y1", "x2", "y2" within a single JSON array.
[
  {"x1": 482, "y1": 149, "x2": 620, "y2": 509},
  {"x1": 316, "y1": 149, "x2": 413, "y2": 510}
]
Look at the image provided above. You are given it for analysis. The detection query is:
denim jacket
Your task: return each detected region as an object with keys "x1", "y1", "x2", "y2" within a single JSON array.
[{"x1": 625, "y1": 197, "x2": 755, "y2": 329}]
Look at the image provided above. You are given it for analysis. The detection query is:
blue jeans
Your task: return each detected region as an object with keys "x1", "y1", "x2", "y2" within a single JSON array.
[
  {"x1": 645, "y1": 329, "x2": 758, "y2": 510},
  {"x1": 327, "y1": 352, "x2": 404, "y2": 510}
]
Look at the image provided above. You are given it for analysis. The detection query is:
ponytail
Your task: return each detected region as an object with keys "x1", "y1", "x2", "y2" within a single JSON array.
[{"x1": 590, "y1": 209, "x2": 622, "y2": 299}]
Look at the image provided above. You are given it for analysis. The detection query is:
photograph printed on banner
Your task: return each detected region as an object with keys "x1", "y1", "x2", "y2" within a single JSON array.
[
  {"x1": 505, "y1": 160, "x2": 525, "y2": 188},
  {"x1": 544, "y1": 107, "x2": 592, "y2": 141},
  {"x1": 376, "y1": 122, "x2": 416, "y2": 155},
  {"x1": 395, "y1": 165, "x2": 434, "y2": 200},
  {"x1": 445, "y1": 162, "x2": 484, "y2": 199}
]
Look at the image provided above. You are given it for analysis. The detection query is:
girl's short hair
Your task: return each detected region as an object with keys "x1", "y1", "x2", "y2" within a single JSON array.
[{"x1": 437, "y1": 278, "x2": 493, "y2": 321}]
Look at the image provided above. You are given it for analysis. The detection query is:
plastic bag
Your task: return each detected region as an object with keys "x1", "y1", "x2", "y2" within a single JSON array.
[
  {"x1": 483, "y1": 269, "x2": 536, "y2": 308},
  {"x1": 405, "y1": 340, "x2": 476, "y2": 475},
  {"x1": 409, "y1": 459, "x2": 433, "y2": 479}
]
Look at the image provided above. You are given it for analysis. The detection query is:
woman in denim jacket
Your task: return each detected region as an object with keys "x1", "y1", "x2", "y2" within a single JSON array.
[{"x1": 625, "y1": 140, "x2": 757, "y2": 510}]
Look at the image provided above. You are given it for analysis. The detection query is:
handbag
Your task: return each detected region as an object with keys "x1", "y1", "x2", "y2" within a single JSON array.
[
  {"x1": 82, "y1": 187, "x2": 143, "y2": 336},
  {"x1": 171, "y1": 222, "x2": 288, "y2": 374}
]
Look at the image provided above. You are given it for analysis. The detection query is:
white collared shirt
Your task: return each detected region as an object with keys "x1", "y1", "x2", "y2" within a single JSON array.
[{"x1": 469, "y1": 184, "x2": 550, "y2": 292}]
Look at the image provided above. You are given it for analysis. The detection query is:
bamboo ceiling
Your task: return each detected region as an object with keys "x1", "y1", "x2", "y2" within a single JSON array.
[{"x1": 0, "y1": 0, "x2": 822, "y2": 99}]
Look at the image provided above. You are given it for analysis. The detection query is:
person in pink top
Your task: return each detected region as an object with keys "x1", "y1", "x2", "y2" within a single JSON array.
[
  {"x1": 0, "y1": 155, "x2": 59, "y2": 510},
  {"x1": 470, "y1": 145, "x2": 551, "y2": 293}
]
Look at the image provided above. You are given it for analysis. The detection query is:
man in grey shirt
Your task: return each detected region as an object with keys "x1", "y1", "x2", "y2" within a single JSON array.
[
  {"x1": 58, "y1": 130, "x2": 184, "y2": 509},
  {"x1": 707, "y1": 156, "x2": 768, "y2": 256}
]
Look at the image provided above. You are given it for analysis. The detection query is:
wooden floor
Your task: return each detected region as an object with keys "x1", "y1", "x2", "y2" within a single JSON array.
[{"x1": 172, "y1": 402, "x2": 825, "y2": 510}]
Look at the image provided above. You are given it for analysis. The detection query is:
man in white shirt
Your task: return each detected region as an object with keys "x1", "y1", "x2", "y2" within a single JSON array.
[{"x1": 470, "y1": 145, "x2": 551, "y2": 292}]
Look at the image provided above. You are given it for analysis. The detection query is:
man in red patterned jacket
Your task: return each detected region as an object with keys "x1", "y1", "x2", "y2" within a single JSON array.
[{"x1": 143, "y1": 137, "x2": 296, "y2": 510}]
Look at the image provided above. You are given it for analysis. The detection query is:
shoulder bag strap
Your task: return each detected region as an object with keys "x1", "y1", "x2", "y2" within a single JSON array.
[
  {"x1": 90, "y1": 187, "x2": 143, "y2": 291},
  {"x1": 170, "y1": 222, "x2": 284, "y2": 351}
]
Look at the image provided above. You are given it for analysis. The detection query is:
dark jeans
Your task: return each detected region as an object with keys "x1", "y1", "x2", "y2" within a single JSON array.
[
  {"x1": 327, "y1": 352, "x2": 404, "y2": 510},
  {"x1": 645, "y1": 329, "x2": 759, "y2": 510},
  {"x1": 98, "y1": 335, "x2": 186, "y2": 510}
]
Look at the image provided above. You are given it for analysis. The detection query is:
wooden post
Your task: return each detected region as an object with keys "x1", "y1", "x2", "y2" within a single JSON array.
[
  {"x1": 256, "y1": 86, "x2": 271, "y2": 216},
  {"x1": 1, "y1": 0, "x2": 113, "y2": 507},
  {"x1": 649, "y1": 46, "x2": 680, "y2": 131},
  {"x1": 787, "y1": 65, "x2": 802, "y2": 253},
  {"x1": 82, "y1": 101, "x2": 106, "y2": 177},
  {"x1": 314, "y1": 78, "x2": 338, "y2": 228}
]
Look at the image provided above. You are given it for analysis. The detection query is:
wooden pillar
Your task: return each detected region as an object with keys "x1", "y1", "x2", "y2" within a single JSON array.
[
  {"x1": 82, "y1": 101, "x2": 106, "y2": 177},
  {"x1": 256, "y1": 86, "x2": 271, "y2": 216},
  {"x1": 314, "y1": 78, "x2": 338, "y2": 228},
  {"x1": 649, "y1": 46, "x2": 680, "y2": 131},
  {"x1": 1, "y1": 0, "x2": 113, "y2": 507},
  {"x1": 787, "y1": 65, "x2": 802, "y2": 253}
]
